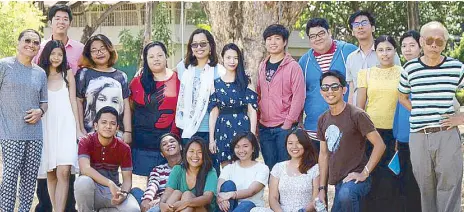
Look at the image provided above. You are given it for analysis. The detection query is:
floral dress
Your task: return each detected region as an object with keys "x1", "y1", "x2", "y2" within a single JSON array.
[{"x1": 208, "y1": 78, "x2": 258, "y2": 163}]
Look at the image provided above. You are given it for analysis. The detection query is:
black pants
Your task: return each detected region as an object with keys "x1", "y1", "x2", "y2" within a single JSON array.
[
  {"x1": 34, "y1": 174, "x2": 77, "y2": 212},
  {"x1": 363, "y1": 129, "x2": 401, "y2": 212},
  {"x1": 397, "y1": 141, "x2": 422, "y2": 212}
]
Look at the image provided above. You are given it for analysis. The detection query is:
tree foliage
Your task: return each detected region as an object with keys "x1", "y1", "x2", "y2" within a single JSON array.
[
  {"x1": 0, "y1": 2, "x2": 45, "y2": 57},
  {"x1": 296, "y1": 1, "x2": 464, "y2": 52},
  {"x1": 116, "y1": 2, "x2": 173, "y2": 78}
]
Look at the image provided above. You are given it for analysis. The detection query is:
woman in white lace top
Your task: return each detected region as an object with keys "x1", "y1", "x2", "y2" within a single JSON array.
[{"x1": 252, "y1": 128, "x2": 320, "y2": 212}]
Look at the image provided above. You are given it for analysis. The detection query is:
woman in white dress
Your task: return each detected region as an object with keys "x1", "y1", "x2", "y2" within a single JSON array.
[
  {"x1": 252, "y1": 128, "x2": 320, "y2": 212},
  {"x1": 37, "y1": 40, "x2": 82, "y2": 212}
]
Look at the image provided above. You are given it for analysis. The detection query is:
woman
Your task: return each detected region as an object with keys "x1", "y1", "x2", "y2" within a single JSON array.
[
  {"x1": 216, "y1": 132, "x2": 269, "y2": 212},
  {"x1": 0, "y1": 29, "x2": 47, "y2": 211},
  {"x1": 356, "y1": 35, "x2": 402, "y2": 210},
  {"x1": 253, "y1": 129, "x2": 320, "y2": 212},
  {"x1": 75, "y1": 34, "x2": 132, "y2": 143},
  {"x1": 175, "y1": 29, "x2": 226, "y2": 144},
  {"x1": 159, "y1": 137, "x2": 218, "y2": 212},
  {"x1": 393, "y1": 30, "x2": 422, "y2": 212},
  {"x1": 130, "y1": 41, "x2": 180, "y2": 176},
  {"x1": 37, "y1": 40, "x2": 81, "y2": 212},
  {"x1": 129, "y1": 133, "x2": 183, "y2": 212},
  {"x1": 209, "y1": 43, "x2": 258, "y2": 168}
]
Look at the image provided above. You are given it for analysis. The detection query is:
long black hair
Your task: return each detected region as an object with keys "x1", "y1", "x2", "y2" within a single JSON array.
[
  {"x1": 184, "y1": 29, "x2": 218, "y2": 69},
  {"x1": 221, "y1": 43, "x2": 250, "y2": 92},
  {"x1": 38, "y1": 40, "x2": 70, "y2": 87},
  {"x1": 286, "y1": 128, "x2": 318, "y2": 174},
  {"x1": 141, "y1": 41, "x2": 169, "y2": 94},
  {"x1": 181, "y1": 137, "x2": 213, "y2": 196}
]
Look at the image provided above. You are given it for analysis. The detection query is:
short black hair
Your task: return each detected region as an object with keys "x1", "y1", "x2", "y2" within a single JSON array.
[
  {"x1": 306, "y1": 18, "x2": 330, "y2": 36},
  {"x1": 48, "y1": 4, "x2": 73, "y2": 22},
  {"x1": 400, "y1": 30, "x2": 421, "y2": 48},
  {"x1": 320, "y1": 70, "x2": 347, "y2": 87},
  {"x1": 159, "y1": 133, "x2": 181, "y2": 149},
  {"x1": 93, "y1": 106, "x2": 119, "y2": 124},
  {"x1": 263, "y1": 24, "x2": 290, "y2": 42},
  {"x1": 348, "y1": 10, "x2": 375, "y2": 30},
  {"x1": 230, "y1": 132, "x2": 260, "y2": 161},
  {"x1": 374, "y1": 35, "x2": 397, "y2": 50}
]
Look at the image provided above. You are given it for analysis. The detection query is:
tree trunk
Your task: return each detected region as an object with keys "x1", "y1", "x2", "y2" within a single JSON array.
[
  {"x1": 203, "y1": 1, "x2": 306, "y2": 86},
  {"x1": 80, "y1": 1, "x2": 128, "y2": 43},
  {"x1": 407, "y1": 1, "x2": 420, "y2": 31}
]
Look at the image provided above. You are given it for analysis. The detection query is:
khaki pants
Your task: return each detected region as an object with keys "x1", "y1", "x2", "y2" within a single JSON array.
[
  {"x1": 409, "y1": 128, "x2": 463, "y2": 212},
  {"x1": 74, "y1": 176, "x2": 140, "y2": 212}
]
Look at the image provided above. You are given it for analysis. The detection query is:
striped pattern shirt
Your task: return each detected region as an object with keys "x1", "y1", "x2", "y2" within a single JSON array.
[
  {"x1": 142, "y1": 163, "x2": 172, "y2": 201},
  {"x1": 398, "y1": 57, "x2": 464, "y2": 132},
  {"x1": 313, "y1": 41, "x2": 336, "y2": 73}
]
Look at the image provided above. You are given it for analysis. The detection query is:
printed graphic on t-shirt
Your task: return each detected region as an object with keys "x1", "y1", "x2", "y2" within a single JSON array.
[
  {"x1": 325, "y1": 124, "x2": 342, "y2": 152},
  {"x1": 84, "y1": 76, "x2": 124, "y2": 132}
]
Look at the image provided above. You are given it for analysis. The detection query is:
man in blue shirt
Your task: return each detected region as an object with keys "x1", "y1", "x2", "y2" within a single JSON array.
[{"x1": 298, "y1": 18, "x2": 357, "y2": 132}]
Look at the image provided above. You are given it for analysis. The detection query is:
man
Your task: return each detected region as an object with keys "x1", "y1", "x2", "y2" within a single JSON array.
[
  {"x1": 74, "y1": 106, "x2": 140, "y2": 212},
  {"x1": 34, "y1": 4, "x2": 84, "y2": 212},
  {"x1": 257, "y1": 24, "x2": 305, "y2": 170},
  {"x1": 317, "y1": 70, "x2": 385, "y2": 211},
  {"x1": 298, "y1": 18, "x2": 357, "y2": 132},
  {"x1": 0, "y1": 29, "x2": 47, "y2": 212},
  {"x1": 345, "y1": 10, "x2": 400, "y2": 105},
  {"x1": 398, "y1": 21, "x2": 464, "y2": 212},
  {"x1": 34, "y1": 4, "x2": 84, "y2": 74}
]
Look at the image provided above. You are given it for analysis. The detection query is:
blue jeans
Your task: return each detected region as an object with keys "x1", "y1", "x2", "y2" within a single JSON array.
[
  {"x1": 131, "y1": 187, "x2": 162, "y2": 212},
  {"x1": 181, "y1": 131, "x2": 221, "y2": 176},
  {"x1": 219, "y1": 180, "x2": 256, "y2": 212},
  {"x1": 259, "y1": 125, "x2": 292, "y2": 170},
  {"x1": 332, "y1": 177, "x2": 371, "y2": 212},
  {"x1": 130, "y1": 187, "x2": 144, "y2": 205}
]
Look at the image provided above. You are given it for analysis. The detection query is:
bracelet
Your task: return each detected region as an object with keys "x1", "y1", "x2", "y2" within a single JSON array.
[
  {"x1": 39, "y1": 108, "x2": 45, "y2": 117},
  {"x1": 364, "y1": 166, "x2": 370, "y2": 176},
  {"x1": 318, "y1": 186, "x2": 327, "y2": 192},
  {"x1": 120, "y1": 190, "x2": 129, "y2": 195}
]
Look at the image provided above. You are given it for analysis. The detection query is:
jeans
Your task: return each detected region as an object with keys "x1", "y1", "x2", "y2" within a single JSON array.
[
  {"x1": 35, "y1": 175, "x2": 77, "y2": 212},
  {"x1": 181, "y1": 131, "x2": 221, "y2": 176},
  {"x1": 130, "y1": 187, "x2": 144, "y2": 205},
  {"x1": 364, "y1": 129, "x2": 400, "y2": 212},
  {"x1": 332, "y1": 177, "x2": 371, "y2": 212},
  {"x1": 219, "y1": 180, "x2": 256, "y2": 212},
  {"x1": 397, "y1": 142, "x2": 421, "y2": 212},
  {"x1": 259, "y1": 124, "x2": 292, "y2": 170},
  {"x1": 74, "y1": 176, "x2": 140, "y2": 212}
]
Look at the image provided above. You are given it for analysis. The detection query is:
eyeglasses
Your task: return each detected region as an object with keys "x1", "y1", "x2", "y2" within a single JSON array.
[
  {"x1": 190, "y1": 42, "x2": 209, "y2": 49},
  {"x1": 351, "y1": 20, "x2": 370, "y2": 28},
  {"x1": 424, "y1": 37, "x2": 446, "y2": 47},
  {"x1": 320, "y1": 83, "x2": 342, "y2": 92},
  {"x1": 308, "y1": 30, "x2": 327, "y2": 41},
  {"x1": 90, "y1": 48, "x2": 108, "y2": 55},
  {"x1": 24, "y1": 38, "x2": 40, "y2": 46}
]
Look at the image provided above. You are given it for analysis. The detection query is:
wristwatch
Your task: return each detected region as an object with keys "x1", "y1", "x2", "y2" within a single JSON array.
[{"x1": 318, "y1": 186, "x2": 327, "y2": 191}]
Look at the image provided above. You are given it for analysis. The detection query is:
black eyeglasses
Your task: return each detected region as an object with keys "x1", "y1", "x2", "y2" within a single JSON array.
[
  {"x1": 351, "y1": 20, "x2": 370, "y2": 28},
  {"x1": 90, "y1": 48, "x2": 108, "y2": 55},
  {"x1": 320, "y1": 83, "x2": 342, "y2": 92},
  {"x1": 190, "y1": 42, "x2": 209, "y2": 49},
  {"x1": 309, "y1": 30, "x2": 327, "y2": 41},
  {"x1": 24, "y1": 38, "x2": 40, "y2": 46}
]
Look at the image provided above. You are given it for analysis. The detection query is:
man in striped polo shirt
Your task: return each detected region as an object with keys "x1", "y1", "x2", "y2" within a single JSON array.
[{"x1": 398, "y1": 21, "x2": 464, "y2": 212}]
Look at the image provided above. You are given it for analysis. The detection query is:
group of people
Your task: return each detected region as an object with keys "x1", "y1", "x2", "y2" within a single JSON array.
[{"x1": 0, "y1": 4, "x2": 463, "y2": 212}]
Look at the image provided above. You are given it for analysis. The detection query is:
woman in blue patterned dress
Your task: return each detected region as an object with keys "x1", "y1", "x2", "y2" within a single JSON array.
[{"x1": 208, "y1": 43, "x2": 258, "y2": 168}]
